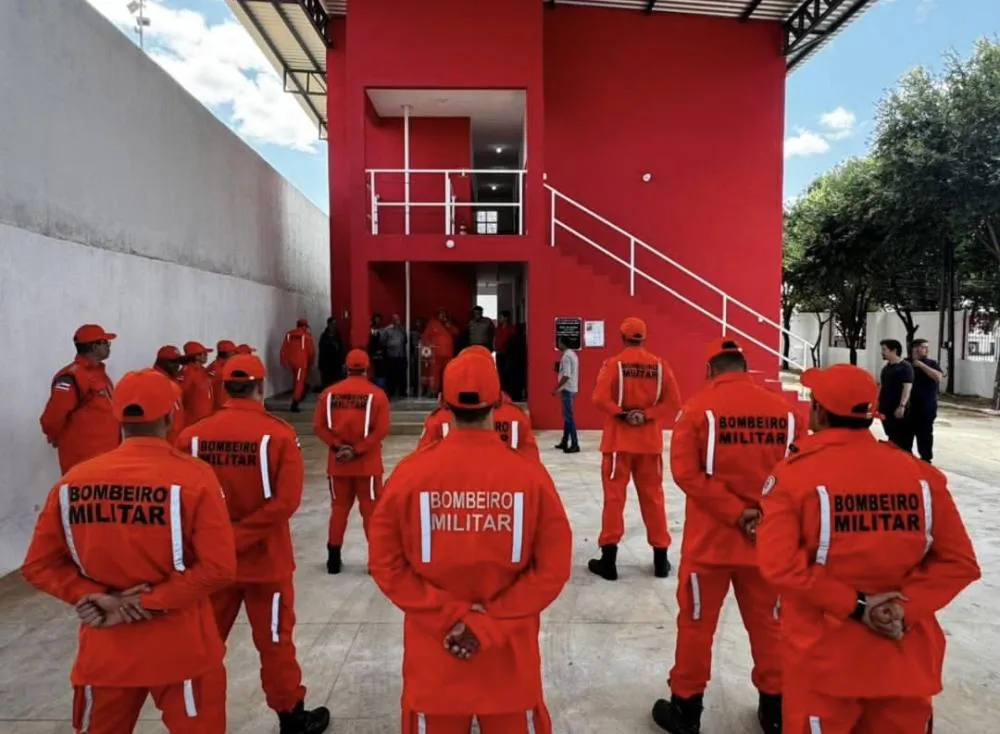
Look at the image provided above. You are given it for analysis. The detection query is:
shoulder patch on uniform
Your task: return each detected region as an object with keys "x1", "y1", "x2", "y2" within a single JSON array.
[
  {"x1": 762, "y1": 474, "x2": 777, "y2": 496},
  {"x1": 295, "y1": 437, "x2": 301, "y2": 449},
  {"x1": 53, "y1": 374, "x2": 76, "y2": 391}
]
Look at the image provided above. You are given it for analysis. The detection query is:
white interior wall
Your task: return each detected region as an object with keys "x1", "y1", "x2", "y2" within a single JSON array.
[{"x1": 0, "y1": 0, "x2": 330, "y2": 575}]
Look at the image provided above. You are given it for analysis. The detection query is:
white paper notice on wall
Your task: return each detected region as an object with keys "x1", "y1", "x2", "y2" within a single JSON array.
[{"x1": 584, "y1": 320, "x2": 605, "y2": 348}]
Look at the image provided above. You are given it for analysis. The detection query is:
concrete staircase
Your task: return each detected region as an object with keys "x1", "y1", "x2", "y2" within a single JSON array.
[{"x1": 265, "y1": 394, "x2": 438, "y2": 436}]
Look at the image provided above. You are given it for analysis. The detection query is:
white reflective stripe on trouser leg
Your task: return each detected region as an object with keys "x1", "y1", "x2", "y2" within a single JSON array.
[
  {"x1": 259, "y1": 434, "x2": 273, "y2": 499},
  {"x1": 80, "y1": 685, "x2": 94, "y2": 732},
  {"x1": 59, "y1": 483, "x2": 86, "y2": 574},
  {"x1": 369, "y1": 476, "x2": 376, "y2": 501},
  {"x1": 419, "y1": 492, "x2": 432, "y2": 563},
  {"x1": 609, "y1": 452, "x2": 617, "y2": 480},
  {"x1": 511, "y1": 492, "x2": 525, "y2": 563},
  {"x1": 271, "y1": 591, "x2": 281, "y2": 643},
  {"x1": 704, "y1": 410, "x2": 717, "y2": 475},
  {"x1": 785, "y1": 412, "x2": 796, "y2": 457},
  {"x1": 690, "y1": 572, "x2": 702, "y2": 621},
  {"x1": 416, "y1": 713, "x2": 427, "y2": 734},
  {"x1": 773, "y1": 596, "x2": 782, "y2": 619},
  {"x1": 920, "y1": 478, "x2": 934, "y2": 556},
  {"x1": 526, "y1": 709, "x2": 537, "y2": 734},
  {"x1": 326, "y1": 393, "x2": 333, "y2": 429},
  {"x1": 809, "y1": 715, "x2": 822, "y2": 734},
  {"x1": 183, "y1": 679, "x2": 197, "y2": 717},
  {"x1": 190, "y1": 436, "x2": 199, "y2": 457},
  {"x1": 511, "y1": 420, "x2": 520, "y2": 449},
  {"x1": 815, "y1": 485, "x2": 832, "y2": 565},
  {"x1": 170, "y1": 484, "x2": 186, "y2": 571}
]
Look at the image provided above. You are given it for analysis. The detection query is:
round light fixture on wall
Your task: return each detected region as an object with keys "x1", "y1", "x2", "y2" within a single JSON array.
[
  {"x1": 445, "y1": 239, "x2": 456, "y2": 249},
  {"x1": 642, "y1": 173, "x2": 653, "y2": 183}
]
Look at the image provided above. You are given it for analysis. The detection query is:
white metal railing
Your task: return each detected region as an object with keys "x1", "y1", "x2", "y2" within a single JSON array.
[
  {"x1": 546, "y1": 184, "x2": 816, "y2": 372},
  {"x1": 366, "y1": 168, "x2": 526, "y2": 236}
]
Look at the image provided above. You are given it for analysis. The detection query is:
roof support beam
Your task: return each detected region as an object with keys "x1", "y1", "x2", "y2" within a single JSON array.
[
  {"x1": 739, "y1": 0, "x2": 766, "y2": 21},
  {"x1": 271, "y1": 1, "x2": 324, "y2": 71},
  {"x1": 291, "y1": 0, "x2": 330, "y2": 48},
  {"x1": 785, "y1": 0, "x2": 873, "y2": 68},
  {"x1": 643, "y1": 0, "x2": 658, "y2": 13}
]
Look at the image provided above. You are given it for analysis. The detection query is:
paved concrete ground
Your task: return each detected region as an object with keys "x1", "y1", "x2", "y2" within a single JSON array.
[{"x1": 0, "y1": 408, "x2": 995, "y2": 732}]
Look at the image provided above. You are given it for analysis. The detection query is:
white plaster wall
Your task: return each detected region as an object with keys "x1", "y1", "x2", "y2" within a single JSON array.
[{"x1": 0, "y1": 0, "x2": 330, "y2": 574}]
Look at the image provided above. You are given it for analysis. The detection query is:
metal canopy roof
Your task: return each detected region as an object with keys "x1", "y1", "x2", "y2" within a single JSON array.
[{"x1": 232, "y1": 0, "x2": 879, "y2": 140}]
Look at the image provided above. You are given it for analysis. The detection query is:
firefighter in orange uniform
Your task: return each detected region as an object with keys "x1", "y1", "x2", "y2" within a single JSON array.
[
  {"x1": 420, "y1": 309, "x2": 458, "y2": 394},
  {"x1": 208, "y1": 339, "x2": 236, "y2": 411},
  {"x1": 369, "y1": 350, "x2": 573, "y2": 734},
  {"x1": 153, "y1": 345, "x2": 186, "y2": 445},
  {"x1": 22, "y1": 368, "x2": 236, "y2": 733},
  {"x1": 313, "y1": 349, "x2": 390, "y2": 574},
  {"x1": 236, "y1": 343, "x2": 256, "y2": 355},
  {"x1": 417, "y1": 348, "x2": 539, "y2": 460},
  {"x1": 177, "y1": 355, "x2": 331, "y2": 734},
  {"x1": 652, "y1": 338, "x2": 802, "y2": 734},
  {"x1": 589, "y1": 317, "x2": 682, "y2": 581},
  {"x1": 180, "y1": 341, "x2": 214, "y2": 424},
  {"x1": 40, "y1": 324, "x2": 121, "y2": 473},
  {"x1": 756, "y1": 364, "x2": 981, "y2": 734},
  {"x1": 281, "y1": 319, "x2": 316, "y2": 413}
]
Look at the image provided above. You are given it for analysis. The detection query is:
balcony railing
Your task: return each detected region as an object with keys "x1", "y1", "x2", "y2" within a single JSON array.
[{"x1": 365, "y1": 168, "x2": 526, "y2": 236}]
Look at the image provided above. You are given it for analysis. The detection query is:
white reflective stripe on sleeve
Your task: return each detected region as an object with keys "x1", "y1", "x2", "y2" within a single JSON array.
[
  {"x1": 270, "y1": 591, "x2": 281, "y2": 643},
  {"x1": 773, "y1": 596, "x2": 782, "y2": 619},
  {"x1": 259, "y1": 434, "x2": 273, "y2": 499},
  {"x1": 617, "y1": 362, "x2": 625, "y2": 407},
  {"x1": 81, "y1": 685, "x2": 94, "y2": 732},
  {"x1": 526, "y1": 709, "x2": 537, "y2": 734},
  {"x1": 815, "y1": 485, "x2": 832, "y2": 566},
  {"x1": 920, "y1": 479, "x2": 934, "y2": 556},
  {"x1": 170, "y1": 484, "x2": 186, "y2": 572},
  {"x1": 704, "y1": 410, "x2": 717, "y2": 475},
  {"x1": 419, "y1": 492, "x2": 432, "y2": 563},
  {"x1": 441, "y1": 422, "x2": 450, "y2": 438},
  {"x1": 183, "y1": 679, "x2": 197, "y2": 717},
  {"x1": 511, "y1": 492, "x2": 525, "y2": 563},
  {"x1": 690, "y1": 572, "x2": 702, "y2": 621},
  {"x1": 785, "y1": 412, "x2": 796, "y2": 457},
  {"x1": 300, "y1": 334, "x2": 305, "y2": 349},
  {"x1": 417, "y1": 713, "x2": 427, "y2": 734},
  {"x1": 655, "y1": 362, "x2": 663, "y2": 403},
  {"x1": 511, "y1": 420, "x2": 520, "y2": 449},
  {"x1": 59, "y1": 483, "x2": 86, "y2": 574},
  {"x1": 369, "y1": 476, "x2": 376, "y2": 501},
  {"x1": 609, "y1": 452, "x2": 617, "y2": 480},
  {"x1": 809, "y1": 716, "x2": 822, "y2": 734},
  {"x1": 363, "y1": 394, "x2": 373, "y2": 438},
  {"x1": 326, "y1": 393, "x2": 333, "y2": 429},
  {"x1": 191, "y1": 436, "x2": 199, "y2": 457}
]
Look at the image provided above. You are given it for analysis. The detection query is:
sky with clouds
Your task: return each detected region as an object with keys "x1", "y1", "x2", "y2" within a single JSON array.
[{"x1": 85, "y1": 0, "x2": 996, "y2": 213}]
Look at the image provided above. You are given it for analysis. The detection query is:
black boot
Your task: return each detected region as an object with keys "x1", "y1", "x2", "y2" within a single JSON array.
[
  {"x1": 290, "y1": 400, "x2": 301, "y2": 413},
  {"x1": 554, "y1": 434, "x2": 568, "y2": 450},
  {"x1": 326, "y1": 544, "x2": 342, "y2": 575},
  {"x1": 278, "y1": 700, "x2": 331, "y2": 734},
  {"x1": 757, "y1": 692, "x2": 782, "y2": 734},
  {"x1": 563, "y1": 442, "x2": 580, "y2": 454},
  {"x1": 587, "y1": 545, "x2": 618, "y2": 581},
  {"x1": 653, "y1": 548, "x2": 671, "y2": 578},
  {"x1": 652, "y1": 693, "x2": 703, "y2": 734}
]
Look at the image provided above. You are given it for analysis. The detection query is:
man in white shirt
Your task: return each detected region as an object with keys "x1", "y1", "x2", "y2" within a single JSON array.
[{"x1": 553, "y1": 338, "x2": 580, "y2": 454}]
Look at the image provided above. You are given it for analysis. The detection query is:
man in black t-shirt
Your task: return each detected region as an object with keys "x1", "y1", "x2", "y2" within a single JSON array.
[
  {"x1": 878, "y1": 338, "x2": 914, "y2": 450},
  {"x1": 906, "y1": 338, "x2": 945, "y2": 463}
]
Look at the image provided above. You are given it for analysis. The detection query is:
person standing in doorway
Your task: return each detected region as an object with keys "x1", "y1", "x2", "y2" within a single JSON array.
[
  {"x1": 878, "y1": 339, "x2": 914, "y2": 450},
  {"x1": 907, "y1": 338, "x2": 944, "y2": 464},
  {"x1": 368, "y1": 313, "x2": 388, "y2": 390},
  {"x1": 409, "y1": 317, "x2": 425, "y2": 397},
  {"x1": 494, "y1": 310, "x2": 516, "y2": 394},
  {"x1": 383, "y1": 314, "x2": 409, "y2": 399},
  {"x1": 467, "y1": 305, "x2": 495, "y2": 349},
  {"x1": 318, "y1": 318, "x2": 345, "y2": 389},
  {"x1": 553, "y1": 338, "x2": 580, "y2": 454},
  {"x1": 280, "y1": 320, "x2": 316, "y2": 413}
]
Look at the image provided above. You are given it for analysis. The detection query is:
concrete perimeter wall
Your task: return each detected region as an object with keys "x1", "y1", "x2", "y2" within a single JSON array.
[{"x1": 0, "y1": 0, "x2": 330, "y2": 574}]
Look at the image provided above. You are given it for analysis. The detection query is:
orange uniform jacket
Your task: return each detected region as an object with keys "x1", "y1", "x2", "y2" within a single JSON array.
[
  {"x1": 40, "y1": 357, "x2": 121, "y2": 472},
  {"x1": 417, "y1": 400, "x2": 539, "y2": 461},
  {"x1": 592, "y1": 346, "x2": 682, "y2": 454},
  {"x1": 314, "y1": 376, "x2": 390, "y2": 477},
  {"x1": 671, "y1": 372, "x2": 803, "y2": 566},
  {"x1": 369, "y1": 429, "x2": 573, "y2": 716},
  {"x1": 280, "y1": 328, "x2": 316, "y2": 370},
  {"x1": 757, "y1": 429, "x2": 981, "y2": 699},
  {"x1": 207, "y1": 358, "x2": 229, "y2": 411},
  {"x1": 180, "y1": 363, "x2": 214, "y2": 425},
  {"x1": 421, "y1": 319, "x2": 456, "y2": 361},
  {"x1": 178, "y1": 400, "x2": 304, "y2": 583},
  {"x1": 21, "y1": 437, "x2": 236, "y2": 687}
]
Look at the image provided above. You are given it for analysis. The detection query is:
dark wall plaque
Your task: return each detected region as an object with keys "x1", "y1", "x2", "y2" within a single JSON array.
[{"x1": 554, "y1": 317, "x2": 583, "y2": 350}]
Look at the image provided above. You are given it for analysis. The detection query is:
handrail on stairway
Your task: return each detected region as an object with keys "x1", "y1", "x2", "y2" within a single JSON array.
[{"x1": 545, "y1": 183, "x2": 815, "y2": 372}]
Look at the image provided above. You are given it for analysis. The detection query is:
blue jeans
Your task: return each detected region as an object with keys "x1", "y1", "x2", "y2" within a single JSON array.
[{"x1": 561, "y1": 390, "x2": 578, "y2": 446}]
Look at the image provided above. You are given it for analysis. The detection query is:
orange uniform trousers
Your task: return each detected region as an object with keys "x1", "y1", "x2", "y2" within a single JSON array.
[
  {"x1": 72, "y1": 663, "x2": 226, "y2": 733},
  {"x1": 599, "y1": 452, "x2": 670, "y2": 548},
  {"x1": 291, "y1": 366, "x2": 308, "y2": 402},
  {"x1": 403, "y1": 705, "x2": 553, "y2": 734},
  {"x1": 670, "y1": 564, "x2": 781, "y2": 699},
  {"x1": 212, "y1": 578, "x2": 305, "y2": 713},
  {"x1": 784, "y1": 685, "x2": 933, "y2": 734},
  {"x1": 328, "y1": 475, "x2": 382, "y2": 546}
]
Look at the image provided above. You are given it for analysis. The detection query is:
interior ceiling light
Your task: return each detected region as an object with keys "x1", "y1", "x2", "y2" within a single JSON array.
[
  {"x1": 494, "y1": 146, "x2": 503, "y2": 154},
  {"x1": 489, "y1": 184, "x2": 499, "y2": 191}
]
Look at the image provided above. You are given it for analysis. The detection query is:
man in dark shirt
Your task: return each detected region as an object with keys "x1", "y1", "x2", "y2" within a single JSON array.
[
  {"x1": 878, "y1": 338, "x2": 914, "y2": 450},
  {"x1": 318, "y1": 317, "x2": 345, "y2": 388},
  {"x1": 906, "y1": 338, "x2": 944, "y2": 463}
]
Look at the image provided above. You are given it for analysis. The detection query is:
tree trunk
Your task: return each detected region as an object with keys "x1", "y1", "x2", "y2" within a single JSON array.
[
  {"x1": 849, "y1": 346, "x2": 858, "y2": 365},
  {"x1": 782, "y1": 305, "x2": 794, "y2": 370},
  {"x1": 993, "y1": 356, "x2": 1000, "y2": 411}
]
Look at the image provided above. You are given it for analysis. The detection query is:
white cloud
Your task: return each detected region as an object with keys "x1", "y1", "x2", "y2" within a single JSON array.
[
  {"x1": 785, "y1": 106, "x2": 858, "y2": 158},
  {"x1": 819, "y1": 106, "x2": 857, "y2": 140},
  {"x1": 85, "y1": 0, "x2": 318, "y2": 153},
  {"x1": 785, "y1": 129, "x2": 831, "y2": 159}
]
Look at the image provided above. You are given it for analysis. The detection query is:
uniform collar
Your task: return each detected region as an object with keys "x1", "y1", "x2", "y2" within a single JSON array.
[
  {"x1": 121, "y1": 436, "x2": 174, "y2": 449},
  {"x1": 74, "y1": 355, "x2": 104, "y2": 371},
  {"x1": 710, "y1": 372, "x2": 753, "y2": 387},
  {"x1": 793, "y1": 427, "x2": 876, "y2": 457},
  {"x1": 446, "y1": 426, "x2": 504, "y2": 443},
  {"x1": 224, "y1": 399, "x2": 265, "y2": 413}
]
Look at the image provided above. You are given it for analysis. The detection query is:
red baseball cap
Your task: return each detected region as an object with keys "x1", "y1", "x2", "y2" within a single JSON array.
[
  {"x1": 222, "y1": 354, "x2": 267, "y2": 382},
  {"x1": 74, "y1": 324, "x2": 117, "y2": 344},
  {"x1": 183, "y1": 341, "x2": 213, "y2": 357},
  {"x1": 156, "y1": 345, "x2": 182, "y2": 361},
  {"x1": 443, "y1": 352, "x2": 500, "y2": 410},
  {"x1": 235, "y1": 344, "x2": 256, "y2": 355},
  {"x1": 296, "y1": 318, "x2": 309, "y2": 327},
  {"x1": 801, "y1": 365, "x2": 878, "y2": 419},
  {"x1": 461, "y1": 345, "x2": 494, "y2": 360},
  {"x1": 216, "y1": 340, "x2": 237, "y2": 354},
  {"x1": 113, "y1": 369, "x2": 178, "y2": 423},
  {"x1": 346, "y1": 349, "x2": 370, "y2": 371},
  {"x1": 705, "y1": 337, "x2": 744, "y2": 362},
  {"x1": 621, "y1": 317, "x2": 647, "y2": 341}
]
